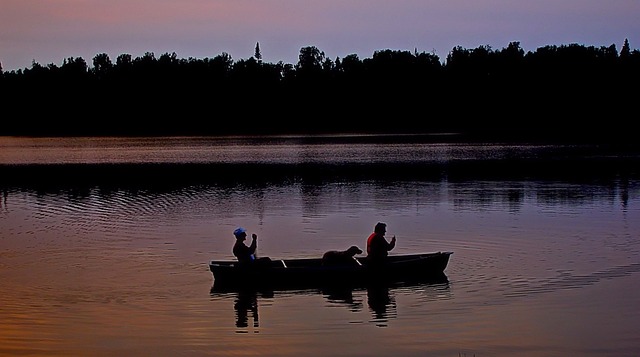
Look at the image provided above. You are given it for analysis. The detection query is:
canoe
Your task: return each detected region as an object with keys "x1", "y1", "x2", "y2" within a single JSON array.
[{"x1": 209, "y1": 251, "x2": 453, "y2": 290}]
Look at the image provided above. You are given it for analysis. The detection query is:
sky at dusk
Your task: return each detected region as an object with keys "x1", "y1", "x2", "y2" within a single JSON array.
[{"x1": 1, "y1": 0, "x2": 639, "y2": 71}]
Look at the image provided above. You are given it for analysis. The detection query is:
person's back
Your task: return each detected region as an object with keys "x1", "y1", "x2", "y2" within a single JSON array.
[
  {"x1": 233, "y1": 240, "x2": 255, "y2": 262},
  {"x1": 366, "y1": 232, "x2": 388, "y2": 261}
]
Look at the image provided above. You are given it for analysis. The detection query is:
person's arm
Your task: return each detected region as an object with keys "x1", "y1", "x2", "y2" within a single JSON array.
[
  {"x1": 248, "y1": 234, "x2": 258, "y2": 254},
  {"x1": 388, "y1": 235, "x2": 396, "y2": 251}
]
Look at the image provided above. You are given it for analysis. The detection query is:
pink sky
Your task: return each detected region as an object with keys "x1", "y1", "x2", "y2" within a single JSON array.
[{"x1": 1, "y1": 0, "x2": 639, "y2": 71}]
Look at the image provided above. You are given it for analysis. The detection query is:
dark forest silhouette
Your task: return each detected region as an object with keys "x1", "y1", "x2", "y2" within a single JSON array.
[{"x1": 1, "y1": 40, "x2": 638, "y2": 142}]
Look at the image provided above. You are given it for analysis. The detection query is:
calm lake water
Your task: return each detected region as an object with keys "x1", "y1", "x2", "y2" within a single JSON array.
[{"x1": 1, "y1": 135, "x2": 639, "y2": 357}]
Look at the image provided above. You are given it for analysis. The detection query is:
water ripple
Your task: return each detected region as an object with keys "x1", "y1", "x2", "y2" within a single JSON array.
[{"x1": 502, "y1": 262, "x2": 640, "y2": 298}]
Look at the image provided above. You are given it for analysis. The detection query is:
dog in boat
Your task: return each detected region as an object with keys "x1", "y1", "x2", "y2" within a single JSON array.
[{"x1": 322, "y1": 245, "x2": 363, "y2": 266}]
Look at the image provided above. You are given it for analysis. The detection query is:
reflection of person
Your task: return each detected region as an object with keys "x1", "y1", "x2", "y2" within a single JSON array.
[
  {"x1": 232, "y1": 227, "x2": 271, "y2": 265},
  {"x1": 367, "y1": 283, "x2": 396, "y2": 327},
  {"x1": 366, "y1": 222, "x2": 396, "y2": 264},
  {"x1": 234, "y1": 290, "x2": 259, "y2": 329}
]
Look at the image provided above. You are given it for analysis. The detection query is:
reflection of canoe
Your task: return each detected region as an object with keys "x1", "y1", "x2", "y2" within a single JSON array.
[
  {"x1": 210, "y1": 274, "x2": 452, "y2": 329},
  {"x1": 209, "y1": 252, "x2": 452, "y2": 291}
]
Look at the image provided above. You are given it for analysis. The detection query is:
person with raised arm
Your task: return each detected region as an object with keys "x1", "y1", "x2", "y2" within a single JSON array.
[{"x1": 366, "y1": 222, "x2": 396, "y2": 265}]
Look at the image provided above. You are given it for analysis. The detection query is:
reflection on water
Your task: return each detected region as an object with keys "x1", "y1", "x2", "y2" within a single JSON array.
[
  {"x1": 1, "y1": 136, "x2": 640, "y2": 356},
  {"x1": 367, "y1": 284, "x2": 396, "y2": 327},
  {"x1": 233, "y1": 290, "x2": 267, "y2": 331},
  {"x1": 211, "y1": 277, "x2": 451, "y2": 331},
  {"x1": 323, "y1": 285, "x2": 364, "y2": 312},
  {"x1": 0, "y1": 135, "x2": 588, "y2": 165}
]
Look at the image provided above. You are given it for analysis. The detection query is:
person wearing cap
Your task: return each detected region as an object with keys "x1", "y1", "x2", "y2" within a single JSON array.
[
  {"x1": 232, "y1": 227, "x2": 257, "y2": 263},
  {"x1": 366, "y1": 222, "x2": 396, "y2": 265},
  {"x1": 232, "y1": 227, "x2": 272, "y2": 266}
]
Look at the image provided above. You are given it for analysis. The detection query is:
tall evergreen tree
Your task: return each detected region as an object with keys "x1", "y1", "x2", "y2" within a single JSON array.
[
  {"x1": 621, "y1": 38, "x2": 631, "y2": 59},
  {"x1": 254, "y1": 42, "x2": 262, "y2": 64}
]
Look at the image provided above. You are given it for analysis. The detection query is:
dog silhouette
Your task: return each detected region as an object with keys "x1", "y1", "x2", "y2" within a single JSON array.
[{"x1": 321, "y1": 246, "x2": 363, "y2": 266}]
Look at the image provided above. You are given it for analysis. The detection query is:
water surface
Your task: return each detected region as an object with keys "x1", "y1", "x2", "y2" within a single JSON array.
[{"x1": 1, "y1": 136, "x2": 639, "y2": 356}]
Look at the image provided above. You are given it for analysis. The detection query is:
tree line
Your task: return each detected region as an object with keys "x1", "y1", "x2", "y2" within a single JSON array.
[{"x1": 1, "y1": 40, "x2": 638, "y2": 142}]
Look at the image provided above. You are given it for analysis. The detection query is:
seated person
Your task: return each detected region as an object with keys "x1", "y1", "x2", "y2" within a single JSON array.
[
  {"x1": 232, "y1": 227, "x2": 271, "y2": 265},
  {"x1": 366, "y1": 222, "x2": 396, "y2": 265}
]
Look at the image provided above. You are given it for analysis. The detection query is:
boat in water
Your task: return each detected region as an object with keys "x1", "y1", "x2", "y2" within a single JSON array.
[{"x1": 209, "y1": 251, "x2": 453, "y2": 291}]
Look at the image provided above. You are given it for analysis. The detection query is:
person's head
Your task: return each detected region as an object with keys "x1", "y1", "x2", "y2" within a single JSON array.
[
  {"x1": 233, "y1": 227, "x2": 247, "y2": 240},
  {"x1": 374, "y1": 222, "x2": 387, "y2": 234}
]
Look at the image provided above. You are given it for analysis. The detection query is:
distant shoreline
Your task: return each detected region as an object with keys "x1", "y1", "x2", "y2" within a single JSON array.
[{"x1": 2, "y1": 42, "x2": 638, "y2": 141}]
